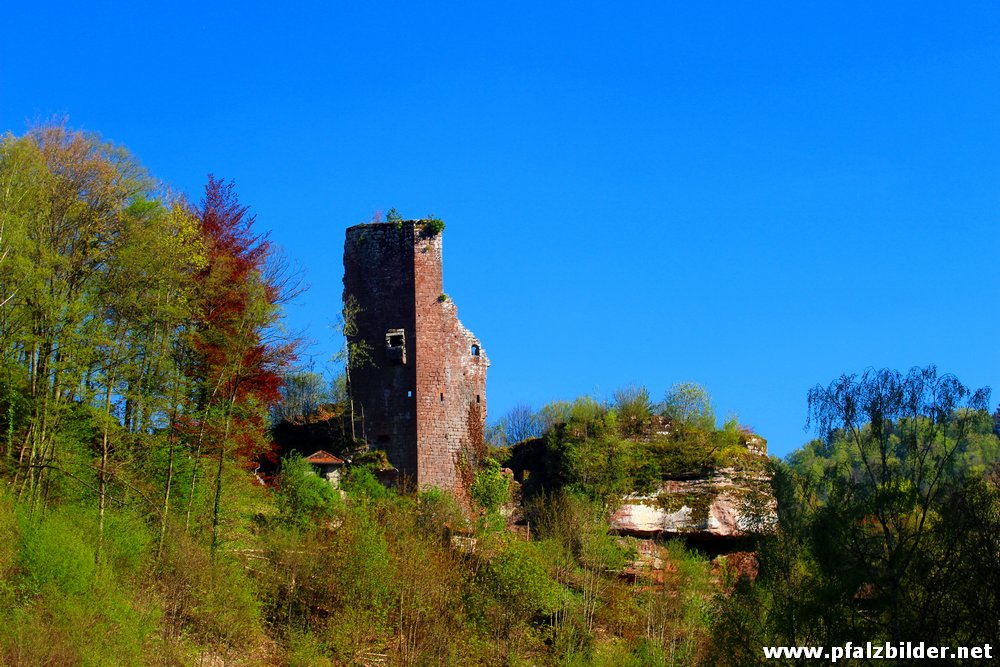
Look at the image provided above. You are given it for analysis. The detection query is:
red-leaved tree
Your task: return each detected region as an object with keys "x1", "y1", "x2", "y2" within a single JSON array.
[{"x1": 185, "y1": 175, "x2": 294, "y2": 551}]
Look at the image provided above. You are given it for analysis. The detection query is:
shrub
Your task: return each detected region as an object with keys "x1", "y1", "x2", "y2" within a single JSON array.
[
  {"x1": 560, "y1": 435, "x2": 633, "y2": 502},
  {"x1": 471, "y1": 457, "x2": 510, "y2": 513},
  {"x1": 276, "y1": 455, "x2": 340, "y2": 529},
  {"x1": 157, "y1": 528, "x2": 263, "y2": 654},
  {"x1": 660, "y1": 383, "x2": 716, "y2": 433},
  {"x1": 0, "y1": 585, "x2": 155, "y2": 666},
  {"x1": 472, "y1": 539, "x2": 562, "y2": 649},
  {"x1": 613, "y1": 385, "x2": 652, "y2": 438},
  {"x1": 3, "y1": 504, "x2": 157, "y2": 666},
  {"x1": 342, "y1": 466, "x2": 392, "y2": 503},
  {"x1": 18, "y1": 506, "x2": 96, "y2": 597},
  {"x1": 101, "y1": 509, "x2": 155, "y2": 580},
  {"x1": 422, "y1": 217, "x2": 445, "y2": 235},
  {"x1": 0, "y1": 490, "x2": 19, "y2": 599},
  {"x1": 386, "y1": 207, "x2": 403, "y2": 229},
  {"x1": 416, "y1": 487, "x2": 468, "y2": 537},
  {"x1": 286, "y1": 629, "x2": 333, "y2": 666}
]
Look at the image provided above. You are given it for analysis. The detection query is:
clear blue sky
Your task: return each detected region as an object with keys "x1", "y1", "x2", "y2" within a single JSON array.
[{"x1": 3, "y1": 2, "x2": 998, "y2": 457}]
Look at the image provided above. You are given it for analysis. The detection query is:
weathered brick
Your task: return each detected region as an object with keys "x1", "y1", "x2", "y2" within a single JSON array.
[{"x1": 343, "y1": 221, "x2": 488, "y2": 499}]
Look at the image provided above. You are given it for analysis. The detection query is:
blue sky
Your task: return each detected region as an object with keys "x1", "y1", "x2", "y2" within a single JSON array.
[{"x1": 3, "y1": 2, "x2": 998, "y2": 456}]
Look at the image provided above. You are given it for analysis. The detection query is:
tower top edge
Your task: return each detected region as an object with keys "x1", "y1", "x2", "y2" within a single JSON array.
[{"x1": 345, "y1": 220, "x2": 439, "y2": 233}]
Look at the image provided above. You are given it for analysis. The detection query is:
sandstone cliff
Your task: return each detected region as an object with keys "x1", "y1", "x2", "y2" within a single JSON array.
[{"x1": 609, "y1": 469, "x2": 776, "y2": 541}]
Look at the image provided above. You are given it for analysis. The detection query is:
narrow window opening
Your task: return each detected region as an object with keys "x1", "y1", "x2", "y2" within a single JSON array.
[
  {"x1": 385, "y1": 328, "x2": 406, "y2": 365},
  {"x1": 406, "y1": 390, "x2": 413, "y2": 398},
  {"x1": 471, "y1": 344, "x2": 480, "y2": 356},
  {"x1": 476, "y1": 394, "x2": 481, "y2": 404},
  {"x1": 440, "y1": 392, "x2": 444, "y2": 402}
]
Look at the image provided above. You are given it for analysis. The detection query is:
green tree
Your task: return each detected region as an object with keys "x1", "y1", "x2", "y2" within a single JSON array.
[
  {"x1": 660, "y1": 383, "x2": 715, "y2": 433},
  {"x1": 271, "y1": 370, "x2": 330, "y2": 424},
  {"x1": 335, "y1": 294, "x2": 371, "y2": 442},
  {"x1": 805, "y1": 365, "x2": 990, "y2": 643},
  {"x1": 613, "y1": 384, "x2": 652, "y2": 438},
  {"x1": 712, "y1": 366, "x2": 999, "y2": 665}
]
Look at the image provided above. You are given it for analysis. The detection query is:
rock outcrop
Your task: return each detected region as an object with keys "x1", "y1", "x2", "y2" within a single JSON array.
[
  {"x1": 619, "y1": 539, "x2": 761, "y2": 584},
  {"x1": 609, "y1": 469, "x2": 776, "y2": 541}
]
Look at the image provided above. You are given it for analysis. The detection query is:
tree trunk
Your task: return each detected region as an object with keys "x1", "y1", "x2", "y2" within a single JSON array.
[
  {"x1": 96, "y1": 382, "x2": 113, "y2": 567},
  {"x1": 211, "y1": 397, "x2": 237, "y2": 555}
]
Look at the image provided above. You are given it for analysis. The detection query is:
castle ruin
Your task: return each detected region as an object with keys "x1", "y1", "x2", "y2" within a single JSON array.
[{"x1": 342, "y1": 220, "x2": 488, "y2": 497}]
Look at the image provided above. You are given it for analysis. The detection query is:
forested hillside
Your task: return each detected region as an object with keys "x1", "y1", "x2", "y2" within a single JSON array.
[
  {"x1": 0, "y1": 125, "x2": 721, "y2": 665},
  {"x1": 714, "y1": 368, "x2": 1000, "y2": 665},
  {"x1": 1, "y1": 126, "x2": 998, "y2": 665}
]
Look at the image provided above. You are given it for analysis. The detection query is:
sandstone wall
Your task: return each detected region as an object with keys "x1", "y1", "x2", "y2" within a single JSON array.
[
  {"x1": 609, "y1": 470, "x2": 777, "y2": 540},
  {"x1": 343, "y1": 224, "x2": 419, "y2": 476},
  {"x1": 343, "y1": 221, "x2": 488, "y2": 496}
]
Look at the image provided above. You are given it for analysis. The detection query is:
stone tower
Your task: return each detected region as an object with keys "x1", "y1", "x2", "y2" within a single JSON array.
[{"x1": 342, "y1": 220, "x2": 488, "y2": 496}]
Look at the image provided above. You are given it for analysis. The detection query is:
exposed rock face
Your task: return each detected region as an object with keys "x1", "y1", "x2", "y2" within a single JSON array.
[
  {"x1": 609, "y1": 470, "x2": 776, "y2": 541},
  {"x1": 619, "y1": 539, "x2": 761, "y2": 585},
  {"x1": 620, "y1": 539, "x2": 668, "y2": 584}
]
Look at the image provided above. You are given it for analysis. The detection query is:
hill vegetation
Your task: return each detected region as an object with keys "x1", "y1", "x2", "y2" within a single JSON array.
[
  {"x1": 713, "y1": 367, "x2": 1000, "y2": 664},
  {"x1": 495, "y1": 383, "x2": 769, "y2": 506},
  {"x1": 0, "y1": 125, "x2": 723, "y2": 665},
  {"x1": 0, "y1": 125, "x2": 998, "y2": 665}
]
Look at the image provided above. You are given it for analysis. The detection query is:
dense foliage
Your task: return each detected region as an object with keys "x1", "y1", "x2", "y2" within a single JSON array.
[
  {"x1": 709, "y1": 366, "x2": 1000, "y2": 665},
  {"x1": 0, "y1": 125, "x2": 724, "y2": 665},
  {"x1": 497, "y1": 385, "x2": 768, "y2": 505},
  {"x1": 0, "y1": 124, "x2": 294, "y2": 663},
  {"x1": 2, "y1": 124, "x2": 997, "y2": 665}
]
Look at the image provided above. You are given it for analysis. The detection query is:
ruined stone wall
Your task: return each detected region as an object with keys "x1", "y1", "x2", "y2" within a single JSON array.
[
  {"x1": 343, "y1": 221, "x2": 488, "y2": 496},
  {"x1": 412, "y1": 231, "x2": 488, "y2": 497},
  {"x1": 343, "y1": 224, "x2": 418, "y2": 477}
]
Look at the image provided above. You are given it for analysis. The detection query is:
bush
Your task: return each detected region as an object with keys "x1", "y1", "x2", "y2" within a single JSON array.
[
  {"x1": 276, "y1": 455, "x2": 340, "y2": 529},
  {"x1": 18, "y1": 506, "x2": 96, "y2": 597},
  {"x1": 157, "y1": 528, "x2": 263, "y2": 656},
  {"x1": 472, "y1": 539, "x2": 562, "y2": 642},
  {"x1": 416, "y1": 487, "x2": 468, "y2": 537},
  {"x1": 422, "y1": 217, "x2": 445, "y2": 235},
  {"x1": 471, "y1": 457, "x2": 510, "y2": 513},
  {"x1": 3, "y1": 504, "x2": 158, "y2": 666},
  {"x1": 286, "y1": 629, "x2": 333, "y2": 666},
  {"x1": 0, "y1": 490, "x2": 19, "y2": 600},
  {"x1": 560, "y1": 434, "x2": 633, "y2": 502},
  {"x1": 342, "y1": 466, "x2": 393, "y2": 503},
  {"x1": 386, "y1": 207, "x2": 403, "y2": 229},
  {"x1": 101, "y1": 509, "x2": 155, "y2": 580},
  {"x1": 613, "y1": 385, "x2": 652, "y2": 438},
  {"x1": 0, "y1": 584, "x2": 156, "y2": 666},
  {"x1": 661, "y1": 383, "x2": 716, "y2": 433}
]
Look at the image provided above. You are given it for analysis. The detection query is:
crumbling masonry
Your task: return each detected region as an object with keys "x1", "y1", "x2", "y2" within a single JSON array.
[{"x1": 343, "y1": 220, "x2": 488, "y2": 497}]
